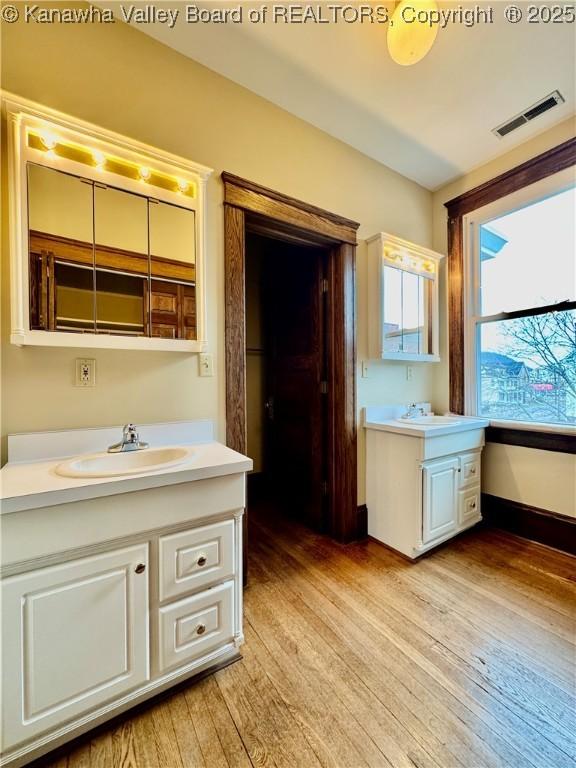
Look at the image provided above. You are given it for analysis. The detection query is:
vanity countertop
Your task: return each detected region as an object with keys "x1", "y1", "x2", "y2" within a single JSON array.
[
  {"x1": 364, "y1": 406, "x2": 489, "y2": 438},
  {"x1": 1, "y1": 421, "x2": 252, "y2": 515},
  {"x1": 1, "y1": 441, "x2": 252, "y2": 515}
]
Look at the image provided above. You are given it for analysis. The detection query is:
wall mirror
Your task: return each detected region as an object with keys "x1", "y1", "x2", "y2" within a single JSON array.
[
  {"x1": 368, "y1": 232, "x2": 444, "y2": 362},
  {"x1": 7, "y1": 95, "x2": 212, "y2": 352}
]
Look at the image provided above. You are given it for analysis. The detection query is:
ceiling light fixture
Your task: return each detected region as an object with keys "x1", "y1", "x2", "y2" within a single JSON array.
[{"x1": 387, "y1": 0, "x2": 439, "y2": 66}]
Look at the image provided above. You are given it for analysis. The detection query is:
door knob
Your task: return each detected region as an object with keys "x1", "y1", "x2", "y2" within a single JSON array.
[{"x1": 135, "y1": 563, "x2": 146, "y2": 574}]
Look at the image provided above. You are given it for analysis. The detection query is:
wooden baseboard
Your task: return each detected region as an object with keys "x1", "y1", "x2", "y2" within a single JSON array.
[
  {"x1": 357, "y1": 504, "x2": 368, "y2": 539},
  {"x1": 482, "y1": 494, "x2": 576, "y2": 555}
]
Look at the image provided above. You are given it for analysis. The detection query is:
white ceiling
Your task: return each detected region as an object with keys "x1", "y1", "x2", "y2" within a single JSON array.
[{"x1": 100, "y1": 1, "x2": 576, "y2": 189}]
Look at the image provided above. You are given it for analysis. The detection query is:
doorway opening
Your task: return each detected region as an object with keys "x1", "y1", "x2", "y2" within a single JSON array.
[
  {"x1": 222, "y1": 173, "x2": 360, "y2": 580},
  {"x1": 246, "y1": 232, "x2": 330, "y2": 531}
]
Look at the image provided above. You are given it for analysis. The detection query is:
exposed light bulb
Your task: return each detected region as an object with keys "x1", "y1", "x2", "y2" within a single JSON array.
[
  {"x1": 139, "y1": 166, "x2": 151, "y2": 181},
  {"x1": 39, "y1": 131, "x2": 58, "y2": 150},
  {"x1": 177, "y1": 179, "x2": 189, "y2": 193},
  {"x1": 93, "y1": 151, "x2": 106, "y2": 169},
  {"x1": 387, "y1": 1, "x2": 439, "y2": 66}
]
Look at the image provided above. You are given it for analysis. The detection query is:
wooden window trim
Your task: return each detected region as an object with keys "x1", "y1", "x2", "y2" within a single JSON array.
[{"x1": 444, "y1": 138, "x2": 576, "y2": 450}]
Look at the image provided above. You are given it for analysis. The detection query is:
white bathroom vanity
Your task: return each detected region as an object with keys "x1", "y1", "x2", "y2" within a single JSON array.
[
  {"x1": 365, "y1": 406, "x2": 489, "y2": 559},
  {"x1": 0, "y1": 420, "x2": 251, "y2": 767}
]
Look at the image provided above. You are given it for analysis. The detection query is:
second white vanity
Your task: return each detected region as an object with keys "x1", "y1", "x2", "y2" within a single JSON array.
[
  {"x1": 365, "y1": 405, "x2": 489, "y2": 559},
  {"x1": 0, "y1": 420, "x2": 251, "y2": 767}
]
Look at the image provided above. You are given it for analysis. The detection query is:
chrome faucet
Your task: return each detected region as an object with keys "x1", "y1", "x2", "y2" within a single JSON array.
[
  {"x1": 401, "y1": 403, "x2": 425, "y2": 420},
  {"x1": 108, "y1": 424, "x2": 149, "y2": 453}
]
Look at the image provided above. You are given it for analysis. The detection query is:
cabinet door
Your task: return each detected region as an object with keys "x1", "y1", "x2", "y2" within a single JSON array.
[
  {"x1": 1, "y1": 544, "x2": 149, "y2": 752},
  {"x1": 422, "y1": 458, "x2": 459, "y2": 544}
]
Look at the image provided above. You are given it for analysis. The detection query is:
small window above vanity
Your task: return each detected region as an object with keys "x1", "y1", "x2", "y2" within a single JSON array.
[
  {"x1": 5, "y1": 95, "x2": 212, "y2": 352},
  {"x1": 367, "y1": 232, "x2": 444, "y2": 362}
]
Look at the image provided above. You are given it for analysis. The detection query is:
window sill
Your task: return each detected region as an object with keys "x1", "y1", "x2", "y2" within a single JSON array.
[
  {"x1": 488, "y1": 419, "x2": 576, "y2": 436},
  {"x1": 485, "y1": 421, "x2": 575, "y2": 454}
]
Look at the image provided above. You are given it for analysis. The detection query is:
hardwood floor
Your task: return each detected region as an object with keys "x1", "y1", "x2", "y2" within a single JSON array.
[{"x1": 39, "y1": 512, "x2": 576, "y2": 768}]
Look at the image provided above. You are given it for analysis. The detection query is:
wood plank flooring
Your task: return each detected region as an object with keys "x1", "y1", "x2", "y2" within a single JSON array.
[{"x1": 39, "y1": 513, "x2": 576, "y2": 768}]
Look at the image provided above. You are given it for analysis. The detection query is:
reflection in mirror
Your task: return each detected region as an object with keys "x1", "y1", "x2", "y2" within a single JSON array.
[
  {"x1": 27, "y1": 164, "x2": 93, "y2": 331},
  {"x1": 149, "y1": 201, "x2": 196, "y2": 340},
  {"x1": 383, "y1": 265, "x2": 402, "y2": 353},
  {"x1": 418, "y1": 276, "x2": 432, "y2": 355},
  {"x1": 382, "y1": 265, "x2": 432, "y2": 355},
  {"x1": 401, "y1": 271, "x2": 419, "y2": 354},
  {"x1": 94, "y1": 186, "x2": 148, "y2": 335},
  {"x1": 27, "y1": 166, "x2": 198, "y2": 342}
]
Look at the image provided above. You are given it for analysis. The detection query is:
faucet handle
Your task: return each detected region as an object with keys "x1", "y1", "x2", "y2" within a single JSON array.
[{"x1": 123, "y1": 423, "x2": 138, "y2": 441}]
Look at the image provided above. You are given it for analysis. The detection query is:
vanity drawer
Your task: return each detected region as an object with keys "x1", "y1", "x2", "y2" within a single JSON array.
[
  {"x1": 158, "y1": 580, "x2": 234, "y2": 672},
  {"x1": 459, "y1": 452, "x2": 481, "y2": 487},
  {"x1": 458, "y1": 485, "x2": 481, "y2": 526},
  {"x1": 159, "y1": 519, "x2": 235, "y2": 601}
]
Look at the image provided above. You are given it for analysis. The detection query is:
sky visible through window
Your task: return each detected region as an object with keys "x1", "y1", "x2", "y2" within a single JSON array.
[
  {"x1": 478, "y1": 185, "x2": 575, "y2": 424},
  {"x1": 481, "y1": 185, "x2": 575, "y2": 316}
]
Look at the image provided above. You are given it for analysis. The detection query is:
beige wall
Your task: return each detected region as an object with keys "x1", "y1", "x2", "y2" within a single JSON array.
[
  {"x1": 1, "y1": 8, "x2": 434, "y2": 504},
  {"x1": 432, "y1": 118, "x2": 576, "y2": 518}
]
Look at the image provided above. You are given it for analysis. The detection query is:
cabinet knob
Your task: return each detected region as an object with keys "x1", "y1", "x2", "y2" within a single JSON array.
[
  {"x1": 196, "y1": 623, "x2": 206, "y2": 636},
  {"x1": 135, "y1": 563, "x2": 146, "y2": 574},
  {"x1": 471, "y1": 467, "x2": 477, "y2": 474},
  {"x1": 197, "y1": 555, "x2": 207, "y2": 567}
]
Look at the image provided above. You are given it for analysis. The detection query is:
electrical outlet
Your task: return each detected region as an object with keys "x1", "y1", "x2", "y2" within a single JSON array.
[
  {"x1": 75, "y1": 358, "x2": 96, "y2": 387},
  {"x1": 406, "y1": 365, "x2": 413, "y2": 381},
  {"x1": 198, "y1": 353, "x2": 214, "y2": 377}
]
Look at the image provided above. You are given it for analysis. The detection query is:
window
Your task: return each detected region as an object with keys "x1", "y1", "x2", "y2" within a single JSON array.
[{"x1": 464, "y1": 175, "x2": 575, "y2": 427}]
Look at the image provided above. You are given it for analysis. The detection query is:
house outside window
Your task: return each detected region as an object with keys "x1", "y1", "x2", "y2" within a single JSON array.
[{"x1": 463, "y1": 170, "x2": 575, "y2": 428}]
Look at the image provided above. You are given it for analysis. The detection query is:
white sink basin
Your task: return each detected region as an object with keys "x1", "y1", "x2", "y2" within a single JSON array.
[
  {"x1": 396, "y1": 416, "x2": 462, "y2": 426},
  {"x1": 55, "y1": 446, "x2": 195, "y2": 478}
]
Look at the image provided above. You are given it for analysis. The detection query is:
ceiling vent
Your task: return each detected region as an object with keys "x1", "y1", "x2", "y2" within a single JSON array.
[{"x1": 493, "y1": 91, "x2": 565, "y2": 138}]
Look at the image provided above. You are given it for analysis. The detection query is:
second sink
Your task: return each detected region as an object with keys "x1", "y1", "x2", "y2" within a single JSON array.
[{"x1": 396, "y1": 416, "x2": 462, "y2": 426}]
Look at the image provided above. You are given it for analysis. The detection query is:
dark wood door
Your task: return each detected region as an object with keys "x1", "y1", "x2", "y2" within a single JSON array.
[{"x1": 263, "y1": 240, "x2": 327, "y2": 530}]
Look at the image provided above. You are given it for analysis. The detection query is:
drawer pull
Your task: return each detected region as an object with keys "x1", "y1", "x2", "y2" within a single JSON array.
[
  {"x1": 470, "y1": 501, "x2": 477, "y2": 509},
  {"x1": 197, "y1": 555, "x2": 207, "y2": 567},
  {"x1": 196, "y1": 623, "x2": 206, "y2": 636},
  {"x1": 470, "y1": 467, "x2": 477, "y2": 475},
  {"x1": 135, "y1": 563, "x2": 146, "y2": 574}
]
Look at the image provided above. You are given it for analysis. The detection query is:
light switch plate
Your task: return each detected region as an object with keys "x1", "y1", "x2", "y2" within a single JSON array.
[
  {"x1": 361, "y1": 360, "x2": 369, "y2": 378},
  {"x1": 198, "y1": 353, "x2": 214, "y2": 377},
  {"x1": 75, "y1": 358, "x2": 96, "y2": 387}
]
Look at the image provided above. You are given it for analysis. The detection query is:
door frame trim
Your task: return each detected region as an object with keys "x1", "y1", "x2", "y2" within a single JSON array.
[{"x1": 222, "y1": 172, "x2": 360, "y2": 543}]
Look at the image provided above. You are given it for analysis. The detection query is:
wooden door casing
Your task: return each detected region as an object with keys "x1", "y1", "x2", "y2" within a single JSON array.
[{"x1": 223, "y1": 173, "x2": 360, "y2": 554}]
